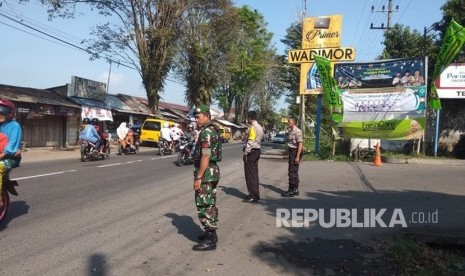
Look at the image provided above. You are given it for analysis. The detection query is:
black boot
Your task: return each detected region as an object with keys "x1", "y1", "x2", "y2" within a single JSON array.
[
  {"x1": 281, "y1": 189, "x2": 299, "y2": 197},
  {"x1": 193, "y1": 231, "x2": 217, "y2": 251},
  {"x1": 198, "y1": 231, "x2": 218, "y2": 243}
]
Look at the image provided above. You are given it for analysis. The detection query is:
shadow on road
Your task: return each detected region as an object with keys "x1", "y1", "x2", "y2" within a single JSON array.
[
  {"x1": 165, "y1": 213, "x2": 203, "y2": 243},
  {"x1": 219, "y1": 185, "x2": 248, "y2": 200},
  {"x1": 0, "y1": 200, "x2": 29, "y2": 231},
  {"x1": 251, "y1": 189, "x2": 465, "y2": 274},
  {"x1": 87, "y1": 253, "x2": 107, "y2": 276}
]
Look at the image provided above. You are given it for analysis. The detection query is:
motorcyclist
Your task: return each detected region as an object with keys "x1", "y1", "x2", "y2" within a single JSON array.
[
  {"x1": 186, "y1": 122, "x2": 198, "y2": 152},
  {"x1": 117, "y1": 122, "x2": 135, "y2": 153},
  {"x1": 0, "y1": 99, "x2": 22, "y2": 191},
  {"x1": 91, "y1": 118, "x2": 107, "y2": 154},
  {"x1": 171, "y1": 123, "x2": 184, "y2": 150},
  {"x1": 79, "y1": 118, "x2": 100, "y2": 152},
  {"x1": 160, "y1": 122, "x2": 173, "y2": 150}
]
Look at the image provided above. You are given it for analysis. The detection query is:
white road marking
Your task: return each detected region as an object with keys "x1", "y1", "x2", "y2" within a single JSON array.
[{"x1": 12, "y1": 170, "x2": 77, "y2": 181}]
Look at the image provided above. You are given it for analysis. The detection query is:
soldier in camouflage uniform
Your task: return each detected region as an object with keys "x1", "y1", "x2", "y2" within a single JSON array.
[{"x1": 192, "y1": 105, "x2": 221, "y2": 251}]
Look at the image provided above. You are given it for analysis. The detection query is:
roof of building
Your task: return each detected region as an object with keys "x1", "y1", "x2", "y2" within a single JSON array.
[
  {"x1": 106, "y1": 94, "x2": 148, "y2": 115},
  {"x1": 0, "y1": 84, "x2": 80, "y2": 108},
  {"x1": 116, "y1": 94, "x2": 155, "y2": 116},
  {"x1": 214, "y1": 118, "x2": 247, "y2": 129},
  {"x1": 159, "y1": 101, "x2": 190, "y2": 112}
]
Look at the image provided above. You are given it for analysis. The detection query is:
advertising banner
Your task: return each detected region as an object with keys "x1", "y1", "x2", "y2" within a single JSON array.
[
  {"x1": 430, "y1": 19, "x2": 465, "y2": 110},
  {"x1": 302, "y1": 15, "x2": 342, "y2": 49},
  {"x1": 435, "y1": 63, "x2": 465, "y2": 98},
  {"x1": 68, "y1": 76, "x2": 107, "y2": 102},
  {"x1": 299, "y1": 15, "x2": 344, "y2": 95},
  {"x1": 81, "y1": 106, "x2": 113, "y2": 121},
  {"x1": 334, "y1": 58, "x2": 427, "y2": 139},
  {"x1": 313, "y1": 55, "x2": 343, "y2": 122}
]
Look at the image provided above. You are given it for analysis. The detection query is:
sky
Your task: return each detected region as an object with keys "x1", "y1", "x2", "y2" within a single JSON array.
[{"x1": 0, "y1": 0, "x2": 446, "y2": 110}]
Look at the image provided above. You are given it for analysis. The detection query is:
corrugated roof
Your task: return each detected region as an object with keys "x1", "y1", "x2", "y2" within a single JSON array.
[
  {"x1": 214, "y1": 119, "x2": 245, "y2": 128},
  {"x1": 159, "y1": 101, "x2": 190, "y2": 112},
  {"x1": 116, "y1": 94, "x2": 154, "y2": 115},
  {"x1": 69, "y1": 96, "x2": 106, "y2": 108},
  {"x1": 106, "y1": 94, "x2": 148, "y2": 115},
  {"x1": 0, "y1": 84, "x2": 80, "y2": 108}
]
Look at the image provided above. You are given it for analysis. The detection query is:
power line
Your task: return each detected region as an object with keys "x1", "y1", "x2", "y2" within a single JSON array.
[
  {"x1": 370, "y1": 0, "x2": 399, "y2": 30},
  {"x1": 0, "y1": 10, "x2": 137, "y2": 71},
  {"x1": 0, "y1": 9, "x2": 188, "y2": 87}
]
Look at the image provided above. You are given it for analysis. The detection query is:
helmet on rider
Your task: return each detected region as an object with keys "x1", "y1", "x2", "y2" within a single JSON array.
[
  {"x1": 91, "y1": 118, "x2": 99, "y2": 125},
  {"x1": 188, "y1": 123, "x2": 196, "y2": 129},
  {"x1": 0, "y1": 98, "x2": 16, "y2": 120},
  {"x1": 163, "y1": 122, "x2": 169, "y2": 128},
  {"x1": 82, "y1": 118, "x2": 91, "y2": 125}
]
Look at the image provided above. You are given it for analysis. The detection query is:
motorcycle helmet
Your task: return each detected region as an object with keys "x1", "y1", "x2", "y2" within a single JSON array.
[
  {"x1": 0, "y1": 98, "x2": 16, "y2": 120},
  {"x1": 163, "y1": 122, "x2": 169, "y2": 128},
  {"x1": 91, "y1": 118, "x2": 100, "y2": 125},
  {"x1": 188, "y1": 123, "x2": 196, "y2": 129},
  {"x1": 82, "y1": 118, "x2": 91, "y2": 125}
]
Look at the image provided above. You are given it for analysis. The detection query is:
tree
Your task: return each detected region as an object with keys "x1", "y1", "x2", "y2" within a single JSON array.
[
  {"x1": 435, "y1": 0, "x2": 465, "y2": 62},
  {"x1": 32, "y1": 0, "x2": 187, "y2": 112},
  {"x1": 175, "y1": 0, "x2": 237, "y2": 107}
]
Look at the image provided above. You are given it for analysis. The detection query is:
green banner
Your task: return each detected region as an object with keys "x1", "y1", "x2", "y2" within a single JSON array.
[
  {"x1": 429, "y1": 19, "x2": 465, "y2": 110},
  {"x1": 342, "y1": 117, "x2": 426, "y2": 140},
  {"x1": 313, "y1": 55, "x2": 343, "y2": 123}
]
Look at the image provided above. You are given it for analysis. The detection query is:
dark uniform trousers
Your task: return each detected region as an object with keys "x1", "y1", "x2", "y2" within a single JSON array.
[
  {"x1": 288, "y1": 148, "x2": 300, "y2": 190},
  {"x1": 244, "y1": 148, "x2": 261, "y2": 200}
]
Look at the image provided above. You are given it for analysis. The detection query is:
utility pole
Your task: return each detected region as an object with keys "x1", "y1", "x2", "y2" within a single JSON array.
[
  {"x1": 370, "y1": 0, "x2": 399, "y2": 30},
  {"x1": 300, "y1": 0, "x2": 306, "y2": 135}
]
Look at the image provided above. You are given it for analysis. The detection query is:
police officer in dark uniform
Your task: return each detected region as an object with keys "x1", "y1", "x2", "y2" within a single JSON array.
[
  {"x1": 282, "y1": 116, "x2": 303, "y2": 197},
  {"x1": 192, "y1": 105, "x2": 221, "y2": 251}
]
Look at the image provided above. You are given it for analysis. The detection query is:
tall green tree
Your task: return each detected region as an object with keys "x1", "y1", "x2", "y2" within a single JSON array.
[
  {"x1": 29, "y1": 0, "x2": 187, "y2": 112},
  {"x1": 230, "y1": 6, "x2": 273, "y2": 122},
  {"x1": 175, "y1": 0, "x2": 237, "y2": 107}
]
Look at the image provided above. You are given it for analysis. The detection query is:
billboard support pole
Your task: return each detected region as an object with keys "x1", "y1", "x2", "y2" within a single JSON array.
[
  {"x1": 434, "y1": 109, "x2": 440, "y2": 157},
  {"x1": 315, "y1": 94, "x2": 322, "y2": 154}
]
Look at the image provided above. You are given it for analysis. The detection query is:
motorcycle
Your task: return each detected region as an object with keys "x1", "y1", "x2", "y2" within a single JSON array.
[
  {"x1": 0, "y1": 173, "x2": 19, "y2": 225},
  {"x1": 117, "y1": 131, "x2": 140, "y2": 155},
  {"x1": 80, "y1": 139, "x2": 110, "y2": 161},
  {"x1": 158, "y1": 138, "x2": 173, "y2": 156},
  {"x1": 177, "y1": 136, "x2": 195, "y2": 166}
]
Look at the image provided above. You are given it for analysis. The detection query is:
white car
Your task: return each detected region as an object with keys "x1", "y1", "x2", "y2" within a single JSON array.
[{"x1": 272, "y1": 133, "x2": 286, "y2": 144}]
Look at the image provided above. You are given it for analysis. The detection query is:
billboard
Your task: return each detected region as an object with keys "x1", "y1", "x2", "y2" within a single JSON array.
[
  {"x1": 435, "y1": 64, "x2": 465, "y2": 98},
  {"x1": 302, "y1": 15, "x2": 342, "y2": 49},
  {"x1": 334, "y1": 57, "x2": 427, "y2": 140},
  {"x1": 67, "y1": 76, "x2": 107, "y2": 102}
]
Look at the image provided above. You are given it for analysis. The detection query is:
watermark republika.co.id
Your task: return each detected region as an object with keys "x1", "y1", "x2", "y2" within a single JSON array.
[{"x1": 276, "y1": 208, "x2": 439, "y2": 228}]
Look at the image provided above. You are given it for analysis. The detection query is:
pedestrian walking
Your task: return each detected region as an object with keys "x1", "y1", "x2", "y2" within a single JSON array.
[
  {"x1": 192, "y1": 105, "x2": 221, "y2": 251},
  {"x1": 242, "y1": 111, "x2": 264, "y2": 203},
  {"x1": 282, "y1": 116, "x2": 303, "y2": 197}
]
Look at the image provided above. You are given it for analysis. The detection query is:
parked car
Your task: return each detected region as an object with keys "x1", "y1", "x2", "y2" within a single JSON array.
[{"x1": 272, "y1": 133, "x2": 286, "y2": 144}]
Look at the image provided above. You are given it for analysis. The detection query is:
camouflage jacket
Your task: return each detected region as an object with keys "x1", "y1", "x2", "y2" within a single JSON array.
[{"x1": 193, "y1": 121, "x2": 220, "y2": 182}]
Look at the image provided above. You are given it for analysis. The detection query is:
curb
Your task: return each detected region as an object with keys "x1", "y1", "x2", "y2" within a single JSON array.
[{"x1": 382, "y1": 156, "x2": 465, "y2": 166}]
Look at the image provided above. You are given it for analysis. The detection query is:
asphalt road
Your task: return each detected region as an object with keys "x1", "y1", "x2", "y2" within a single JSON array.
[{"x1": 1, "y1": 143, "x2": 465, "y2": 275}]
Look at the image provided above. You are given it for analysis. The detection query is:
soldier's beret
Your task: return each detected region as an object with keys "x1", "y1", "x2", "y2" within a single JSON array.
[{"x1": 194, "y1": 105, "x2": 210, "y2": 115}]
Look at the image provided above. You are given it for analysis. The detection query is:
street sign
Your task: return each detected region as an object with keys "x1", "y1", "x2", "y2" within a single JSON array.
[{"x1": 288, "y1": 47, "x2": 355, "y2": 64}]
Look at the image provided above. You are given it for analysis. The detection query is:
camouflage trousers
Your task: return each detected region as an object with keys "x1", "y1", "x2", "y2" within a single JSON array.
[{"x1": 195, "y1": 181, "x2": 219, "y2": 231}]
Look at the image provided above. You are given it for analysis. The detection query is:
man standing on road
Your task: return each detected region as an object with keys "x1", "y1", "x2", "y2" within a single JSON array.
[
  {"x1": 282, "y1": 116, "x2": 303, "y2": 197},
  {"x1": 242, "y1": 111, "x2": 263, "y2": 203},
  {"x1": 192, "y1": 105, "x2": 221, "y2": 251}
]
